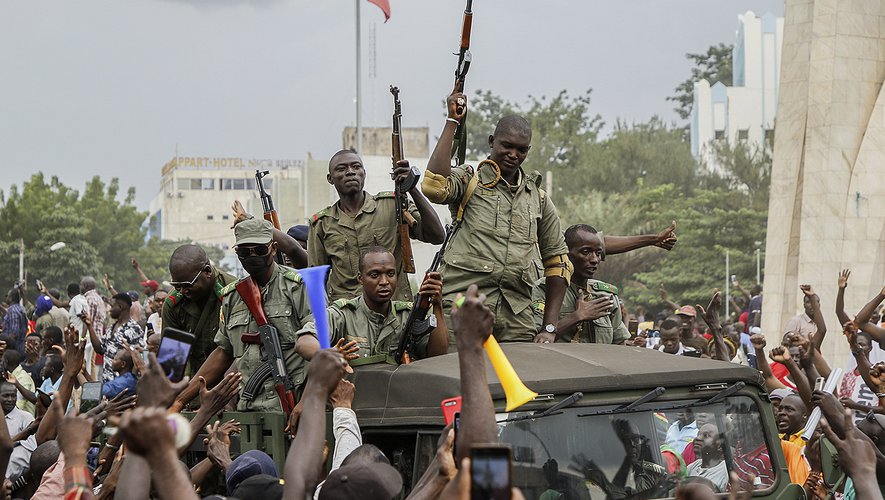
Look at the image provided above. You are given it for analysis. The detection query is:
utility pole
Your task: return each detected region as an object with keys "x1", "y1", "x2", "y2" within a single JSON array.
[
  {"x1": 18, "y1": 239, "x2": 24, "y2": 282},
  {"x1": 725, "y1": 250, "x2": 730, "y2": 320},
  {"x1": 355, "y1": 0, "x2": 363, "y2": 154}
]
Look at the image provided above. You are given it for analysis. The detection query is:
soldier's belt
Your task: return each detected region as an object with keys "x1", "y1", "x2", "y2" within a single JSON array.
[{"x1": 348, "y1": 353, "x2": 397, "y2": 367}]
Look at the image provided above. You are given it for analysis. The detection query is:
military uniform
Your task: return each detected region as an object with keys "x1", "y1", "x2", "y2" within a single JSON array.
[
  {"x1": 422, "y1": 164, "x2": 568, "y2": 343},
  {"x1": 532, "y1": 278, "x2": 629, "y2": 344},
  {"x1": 215, "y1": 264, "x2": 312, "y2": 411},
  {"x1": 296, "y1": 295, "x2": 429, "y2": 365},
  {"x1": 162, "y1": 268, "x2": 236, "y2": 372},
  {"x1": 308, "y1": 191, "x2": 429, "y2": 302}
]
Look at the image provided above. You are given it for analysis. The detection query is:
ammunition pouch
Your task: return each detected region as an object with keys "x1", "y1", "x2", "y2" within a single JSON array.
[{"x1": 543, "y1": 254, "x2": 574, "y2": 282}]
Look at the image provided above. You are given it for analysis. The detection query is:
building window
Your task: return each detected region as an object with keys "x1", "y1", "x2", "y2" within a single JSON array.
[
  {"x1": 222, "y1": 215, "x2": 230, "y2": 221},
  {"x1": 177, "y1": 178, "x2": 216, "y2": 190},
  {"x1": 200, "y1": 179, "x2": 215, "y2": 190},
  {"x1": 714, "y1": 130, "x2": 725, "y2": 141},
  {"x1": 207, "y1": 215, "x2": 214, "y2": 221},
  {"x1": 222, "y1": 178, "x2": 256, "y2": 190},
  {"x1": 765, "y1": 128, "x2": 775, "y2": 144},
  {"x1": 737, "y1": 129, "x2": 749, "y2": 141}
]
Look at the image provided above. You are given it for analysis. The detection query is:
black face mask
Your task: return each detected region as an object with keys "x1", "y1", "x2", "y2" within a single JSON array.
[{"x1": 241, "y1": 254, "x2": 272, "y2": 277}]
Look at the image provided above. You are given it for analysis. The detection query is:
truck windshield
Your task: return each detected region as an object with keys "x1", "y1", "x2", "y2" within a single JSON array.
[{"x1": 496, "y1": 395, "x2": 775, "y2": 499}]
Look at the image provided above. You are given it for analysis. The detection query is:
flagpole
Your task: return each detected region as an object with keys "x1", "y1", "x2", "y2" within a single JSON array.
[{"x1": 355, "y1": 0, "x2": 362, "y2": 154}]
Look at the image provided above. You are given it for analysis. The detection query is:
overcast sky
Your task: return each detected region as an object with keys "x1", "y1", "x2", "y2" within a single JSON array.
[{"x1": 0, "y1": 0, "x2": 784, "y2": 209}]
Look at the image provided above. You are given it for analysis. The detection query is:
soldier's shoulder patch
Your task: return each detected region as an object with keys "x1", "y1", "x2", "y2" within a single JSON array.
[
  {"x1": 375, "y1": 191, "x2": 395, "y2": 199},
  {"x1": 219, "y1": 281, "x2": 239, "y2": 297},
  {"x1": 531, "y1": 301, "x2": 545, "y2": 314},
  {"x1": 528, "y1": 170, "x2": 543, "y2": 186},
  {"x1": 310, "y1": 208, "x2": 330, "y2": 224},
  {"x1": 282, "y1": 269, "x2": 303, "y2": 283},
  {"x1": 393, "y1": 301, "x2": 413, "y2": 312},
  {"x1": 590, "y1": 280, "x2": 619, "y2": 295},
  {"x1": 332, "y1": 298, "x2": 358, "y2": 309},
  {"x1": 165, "y1": 291, "x2": 183, "y2": 307}
]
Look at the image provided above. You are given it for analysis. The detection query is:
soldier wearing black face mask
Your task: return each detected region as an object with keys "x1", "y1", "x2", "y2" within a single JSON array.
[{"x1": 173, "y1": 216, "x2": 313, "y2": 412}]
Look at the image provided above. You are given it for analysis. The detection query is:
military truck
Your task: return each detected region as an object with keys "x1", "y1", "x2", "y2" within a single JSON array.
[{"x1": 348, "y1": 343, "x2": 814, "y2": 499}]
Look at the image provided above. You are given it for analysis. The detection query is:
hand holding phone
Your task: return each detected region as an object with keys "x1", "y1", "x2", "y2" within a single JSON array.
[
  {"x1": 159, "y1": 328, "x2": 196, "y2": 382},
  {"x1": 471, "y1": 445, "x2": 512, "y2": 500},
  {"x1": 441, "y1": 396, "x2": 462, "y2": 425}
]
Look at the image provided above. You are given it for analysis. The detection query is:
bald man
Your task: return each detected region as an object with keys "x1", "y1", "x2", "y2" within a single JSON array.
[
  {"x1": 422, "y1": 90, "x2": 570, "y2": 344},
  {"x1": 162, "y1": 244, "x2": 236, "y2": 372},
  {"x1": 308, "y1": 149, "x2": 445, "y2": 301}
]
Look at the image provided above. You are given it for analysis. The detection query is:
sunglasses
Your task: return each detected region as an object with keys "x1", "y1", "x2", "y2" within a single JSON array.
[
  {"x1": 170, "y1": 265, "x2": 210, "y2": 290},
  {"x1": 235, "y1": 243, "x2": 272, "y2": 259}
]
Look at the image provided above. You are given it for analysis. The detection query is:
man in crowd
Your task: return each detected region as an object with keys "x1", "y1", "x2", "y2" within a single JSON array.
[
  {"x1": 656, "y1": 318, "x2": 700, "y2": 357},
  {"x1": 101, "y1": 349, "x2": 137, "y2": 399},
  {"x1": 32, "y1": 295, "x2": 54, "y2": 335},
  {"x1": 21, "y1": 332, "x2": 44, "y2": 386},
  {"x1": 776, "y1": 393, "x2": 808, "y2": 446},
  {"x1": 174, "y1": 217, "x2": 313, "y2": 412},
  {"x1": 97, "y1": 293, "x2": 144, "y2": 383},
  {"x1": 146, "y1": 289, "x2": 167, "y2": 333},
  {"x1": 684, "y1": 423, "x2": 728, "y2": 492},
  {"x1": 664, "y1": 409, "x2": 698, "y2": 456},
  {"x1": 162, "y1": 244, "x2": 236, "y2": 372},
  {"x1": 785, "y1": 284, "x2": 826, "y2": 340},
  {"x1": 4, "y1": 350, "x2": 35, "y2": 415},
  {"x1": 2, "y1": 288, "x2": 26, "y2": 354},
  {"x1": 296, "y1": 246, "x2": 449, "y2": 365},
  {"x1": 308, "y1": 149, "x2": 445, "y2": 301}
]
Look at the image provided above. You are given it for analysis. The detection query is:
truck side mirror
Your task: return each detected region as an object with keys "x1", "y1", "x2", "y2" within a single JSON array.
[{"x1": 820, "y1": 437, "x2": 845, "y2": 489}]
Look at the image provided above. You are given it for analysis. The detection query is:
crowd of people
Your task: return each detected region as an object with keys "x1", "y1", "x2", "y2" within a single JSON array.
[{"x1": 0, "y1": 89, "x2": 882, "y2": 499}]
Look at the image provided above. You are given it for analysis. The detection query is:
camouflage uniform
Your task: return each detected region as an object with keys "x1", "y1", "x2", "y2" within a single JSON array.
[
  {"x1": 423, "y1": 165, "x2": 568, "y2": 343},
  {"x1": 532, "y1": 278, "x2": 629, "y2": 344},
  {"x1": 162, "y1": 268, "x2": 236, "y2": 372},
  {"x1": 215, "y1": 264, "x2": 312, "y2": 411},
  {"x1": 296, "y1": 295, "x2": 428, "y2": 365},
  {"x1": 308, "y1": 191, "x2": 429, "y2": 302}
]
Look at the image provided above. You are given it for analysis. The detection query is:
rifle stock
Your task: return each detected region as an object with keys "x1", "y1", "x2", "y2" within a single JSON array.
[{"x1": 390, "y1": 85, "x2": 416, "y2": 274}]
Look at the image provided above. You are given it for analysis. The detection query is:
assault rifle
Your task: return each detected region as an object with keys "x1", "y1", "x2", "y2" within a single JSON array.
[
  {"x1": 451, "y1": 0, "x2": 473, "y2": 166},
  {"x1": 237, "y1": 278, "x2": 297, "y2": 416},
  {"x1": 394, "y1": 224, "x2": 456, "y2": 364},
  {"x1": 255, "y1": 170, "x2": 285, "y2": 265},
  {"x1": 390, "y1": 85, "x2": 419, "y2": 274}
]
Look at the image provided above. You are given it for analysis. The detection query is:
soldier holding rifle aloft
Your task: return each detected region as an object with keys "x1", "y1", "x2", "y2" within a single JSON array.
[{"x1": 308, "y1": 148, "x2": 445, "y2": 302}]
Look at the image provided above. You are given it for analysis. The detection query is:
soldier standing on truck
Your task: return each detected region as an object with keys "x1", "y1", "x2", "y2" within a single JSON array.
[
  {"x1": 295, "y1": 246, "x2": 449, "y2": 365},
  {"x1": 162, "y1": 244, "x2": 236, "y2": 372},
  {"x1": 172, "y1": 217, "x2": 312, "y2": 412},
  {"x1": 308, "y1": 150, "x2": 445, "y2": 302}
]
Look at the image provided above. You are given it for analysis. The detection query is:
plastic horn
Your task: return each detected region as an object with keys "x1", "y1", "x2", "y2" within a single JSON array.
[
  {"x1": 298, "y1": 265, "x2": 331, "y2": 349},
  {"x1": 801, "y1": 367, "x2": 843, "y2": 440},
  {"x1": 483, "y1": 336, "x2": 538, "y2": 411}
]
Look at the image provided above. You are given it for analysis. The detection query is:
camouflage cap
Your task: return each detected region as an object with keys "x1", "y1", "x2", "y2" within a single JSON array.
[{"x1": 235, "y1": 217, "x2": 273, "y2": 245}]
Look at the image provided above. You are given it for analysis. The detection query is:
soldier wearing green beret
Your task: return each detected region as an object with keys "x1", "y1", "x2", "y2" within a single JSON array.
[
  {"x1": 174, "y1": 217, "x2": 312, "y2": 412},
  {"x1": 296, "y1": 246, "x2": 449, "y2": 365},
  {"x1": 308, "y1": 150, "x2": 445, "y2": 302},
  {"x1": 162, "y1": 244, "x2": 236, "y2": 372}
]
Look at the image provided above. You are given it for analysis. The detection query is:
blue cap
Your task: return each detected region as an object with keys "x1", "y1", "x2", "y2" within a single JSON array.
[{"x1": 226, "y1": 450, "x2": 278, "y2": 494}]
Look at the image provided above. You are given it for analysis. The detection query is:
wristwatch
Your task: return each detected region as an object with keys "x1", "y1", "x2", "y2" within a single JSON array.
[{"x1": 543, "y1": 324, "x2": 556, "y2": 334}]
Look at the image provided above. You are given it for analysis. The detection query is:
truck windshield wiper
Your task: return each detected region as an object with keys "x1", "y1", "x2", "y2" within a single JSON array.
[
  {"x1": 500, "y1": 392, "x2": 583, "y2": 423},
  {"x1": 683, "y1": 382, "x2": 745, "y2": 407},
  {"x1": 577, "y1": 387, "x2": 666, "y2": 417}
]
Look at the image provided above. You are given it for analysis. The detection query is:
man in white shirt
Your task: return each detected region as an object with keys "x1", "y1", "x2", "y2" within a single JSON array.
[
  {"x1": 1, "y1": 381, "x2": 37, "y2": 480},
  {"x1": 685, "y1": 423, "x2": 728, "y2": 492}
]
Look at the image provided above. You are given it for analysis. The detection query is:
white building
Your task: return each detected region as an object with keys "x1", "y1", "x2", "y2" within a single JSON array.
[{"x1": 691, "y1": 11, "x2": 784, "y2": 167}]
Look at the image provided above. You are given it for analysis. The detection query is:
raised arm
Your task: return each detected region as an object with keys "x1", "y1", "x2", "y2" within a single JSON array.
[
  {"x1": 770, "y1": 344, "x2": 812, "y2": 407},
  {"x1": 696, "y1": 291, "x2": 729, "y2": 362},
  {"x1": 425, "y1": 88, "x2": 467, "y2": 178},
  {"x1": 751, "y1": 334, "x2": 787, "y2": 392},
  {"x1": 131, "y1": 258, "x2": 150, "y2": 283},
  {"x1": 836, "y1": 269, "x2": 852, "y2": 326},
  {"x1": 801, "y1": 285, "x2": 828, "y2": 349},
  {"x1": 394, "y1": 160, "x2": 445, "y2": 244},
  {"x1": 451, "y1": 286, "x2": 498, "y2": 461},
  {"x1": 602, "y1": 221, "x2": 677, "y2": 255},
  {"x1": 855, "y1": 287, "x2": 885, "y2": 341},
  {"x1": 659, "y1": 284, "x2": 680, "y2": 314}
]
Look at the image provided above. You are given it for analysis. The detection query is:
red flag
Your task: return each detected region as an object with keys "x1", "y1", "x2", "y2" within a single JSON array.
[{"x1": 367, "y1": 0, "x2": 390, "y2": 22}]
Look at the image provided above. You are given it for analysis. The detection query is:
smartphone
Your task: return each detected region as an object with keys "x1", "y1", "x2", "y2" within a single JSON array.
[
  {"x1": 628, "y1": 319, "x2": 639, "y2": 335},
  {"x1": 80, "y1": 381, "x2": 103, "y2": 413},
  {"x1": 158, "y1": 328, "x2": 195, "y2": 382},
  {"x1": 730, "y1": 274, "x2": 738, "y2": 286},
  {"x1": 36, "y1": 389, "x2": 52, "y2": 408},
  {"x1": 35, "y1": 279, "x2": 43, "y2": 291},
  {"x1": 441, "y1": 396, "x2": 462, "y2": 426},
  {"x1": 470, "y1": 445, "x2": 512, "y2": 500}
]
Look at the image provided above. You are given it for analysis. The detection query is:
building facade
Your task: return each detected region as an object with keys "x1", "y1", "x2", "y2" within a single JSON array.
[{"x1": 691, "y1": 11, "x2": 784, "y2": 167}]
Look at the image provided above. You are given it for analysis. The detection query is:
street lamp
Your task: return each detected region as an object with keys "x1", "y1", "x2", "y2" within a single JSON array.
[{"x1": 49, "y1": 242, "x2": 66, "y2": 252}]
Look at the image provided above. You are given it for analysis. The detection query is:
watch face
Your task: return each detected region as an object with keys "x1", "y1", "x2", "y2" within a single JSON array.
[{"x1": 545, "y1": 324, "x2": 556, "y2": 333}]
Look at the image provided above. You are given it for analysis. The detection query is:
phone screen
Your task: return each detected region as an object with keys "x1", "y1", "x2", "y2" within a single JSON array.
[
  {"x1": 628, "y1": 320, "x2": 639, "y2": 335},
  {"x1": 80, "y1": 381, "x2": 103, "y2": 413},
  {"x1": 470, "y1": 446, "x2": 512, "y2": 500},
  {"x1": 159, "y1": 328, "x2": 195, "y2": 382}
]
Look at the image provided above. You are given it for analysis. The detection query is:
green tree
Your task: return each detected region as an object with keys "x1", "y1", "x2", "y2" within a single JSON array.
[{"x1": 668, "y1": 43, "x2": 734, "y2": 121}]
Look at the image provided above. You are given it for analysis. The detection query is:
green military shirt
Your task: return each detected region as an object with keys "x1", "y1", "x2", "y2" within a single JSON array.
[
  {"x1": 296, "y1": 295, "x2": 428, "y2": 364},
  {"x1": 214, "y1": 264, "x2": 312, "y2": 412},
  {"x1": 308, "y1": 191, "x2": 429, "y2": 302},
  {"x1": 532, "y1": 278, "x2": 630, "y2": 344},
  {"x1": 162, "y1": 267, "x2": 236, "y2": 372},
  {"x1": 428, "y1": 165, "x2": 568, "y2": 342}
]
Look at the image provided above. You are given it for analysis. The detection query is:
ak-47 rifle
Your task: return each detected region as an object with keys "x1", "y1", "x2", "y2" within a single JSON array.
[
  {"x1": 451, "y1": 0, "x2": 474, "y2": 166},
  {"x1": 394, "y1": 224, "x2": 456, "y2": 364},
  {"x1": 237, "y1": 278, "x2": 297, "y2": 416},
  {"x1": 255, "y1": 170, "x2": 285, "y2": 265},
  {"x1": 390, "y1": 85, "x2": 419, "y2": 274}
]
